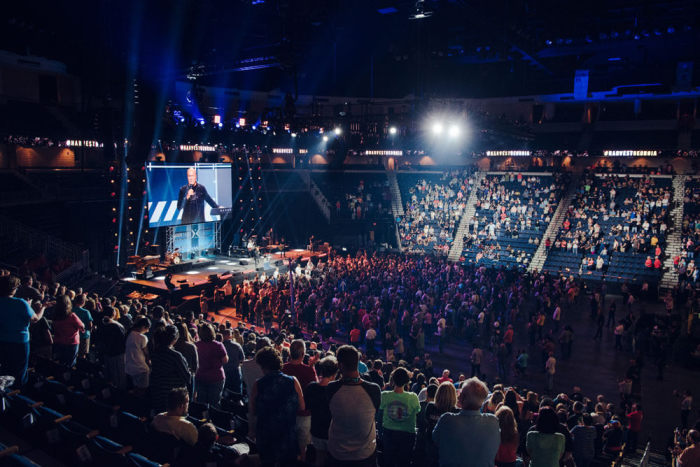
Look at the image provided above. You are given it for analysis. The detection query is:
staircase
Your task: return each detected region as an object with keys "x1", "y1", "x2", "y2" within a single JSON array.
[
  {"x1": 298, "y1": 170, "x2": 331, "y2": 222},
  {"x1": 448, "y1": 171, "x2": 485, "y2": 262},
  {"x1": 527, "y1": 175, "x2": 580, "y2": 273},
  {"x1": 387, "y1": 170, "x2": 404, "y2": 217},
  {"x1": 660, "y1": 175, "x2": 686, "y2": 289}
]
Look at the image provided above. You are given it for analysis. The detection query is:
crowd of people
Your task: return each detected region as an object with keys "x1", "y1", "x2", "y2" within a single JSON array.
[
  {"x1": 461, "y1": 173, "x2": 565, "y2": 267},
  {"x1": 398, "y1": 169, "x2": 474, "y2": 254},
  {"x1": 547, "y1": 174, "x2": 671, "y2": 279},
  {"x1": 678, "y1": 178, "x2": 700, "y2": 284},
  {"x1": 2, "y1": 243, "x2": 698, "y2": 465}
]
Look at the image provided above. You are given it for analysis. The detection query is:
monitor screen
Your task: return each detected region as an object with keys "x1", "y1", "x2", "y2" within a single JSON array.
[{"x1": 146, "y1": 163, "x2": 232, "y2": 227}]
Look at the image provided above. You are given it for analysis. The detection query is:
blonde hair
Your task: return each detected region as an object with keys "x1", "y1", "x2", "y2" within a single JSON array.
[{"x1": 434, "y1": 382, "x2": 457, "y2": 413}]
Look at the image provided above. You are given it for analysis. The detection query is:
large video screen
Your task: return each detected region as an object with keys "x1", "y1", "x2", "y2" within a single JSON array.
[{"x1": 146, "y1": 163, "x2": 232, "y2": 227}]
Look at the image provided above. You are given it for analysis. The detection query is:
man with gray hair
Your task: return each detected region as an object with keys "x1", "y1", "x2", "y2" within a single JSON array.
[
  {"x1": 177, "y1": 167, "x2": 220, "y2": 224},
  {"x1": 432, "y1": 377, "x2": 500, "y2": 467}
]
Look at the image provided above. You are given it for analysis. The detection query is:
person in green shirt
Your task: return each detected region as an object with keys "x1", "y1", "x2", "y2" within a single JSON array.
[
  {"x1": 526, "y1": 407, "x2": 565, "y2": 467},
  {"x1": 380, "y1": 367, "x2": 420, "y2": 467}
]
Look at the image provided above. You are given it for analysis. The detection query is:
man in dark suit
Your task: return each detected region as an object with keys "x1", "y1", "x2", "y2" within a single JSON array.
[{"x1": 177, "y1": 167, "x2": 220, "y2": 224}]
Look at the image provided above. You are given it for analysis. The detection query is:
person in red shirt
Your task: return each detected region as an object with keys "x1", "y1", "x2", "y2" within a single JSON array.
[
  {"x1": 644, "y1": 256, "x2": 652, "y2": 268},
  {"x1": 654, "y1": 257, "x2": 662, "y2": 269},
  {"x1": 349, "y1": 327, "x2": 361, "y2": 345},
  {"x1": 437, "y1": 369, "x2": 453, "y2": 384},
  {"x1": 503, "y1": 325, "x2": 514, "y2": 355},
  {"x1": 282, "y1": 339, "x2": 318, "y2": 461},
  {"x1": 625, "y1": 403, "x2": 643, "y2": 453}
]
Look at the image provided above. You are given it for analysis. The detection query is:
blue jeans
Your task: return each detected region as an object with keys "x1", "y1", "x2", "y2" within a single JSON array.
[
  {"x1": 0, "y1": 341, "x2": 30, "y2": 387},
  {"x1": 196, "y1": 379, "x2": 225, "y2": 406},
  {"x1": 54, "y1": 343, "x2": 79, "y2": 368}
]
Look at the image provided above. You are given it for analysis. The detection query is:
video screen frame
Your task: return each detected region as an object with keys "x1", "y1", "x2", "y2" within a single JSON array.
[{"x1": 145, "y1": 162, "x2": 233, "y2": 227}]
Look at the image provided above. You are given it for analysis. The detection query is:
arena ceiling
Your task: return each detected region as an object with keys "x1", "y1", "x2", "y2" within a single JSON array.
[{"x1": 2, "y1": 0, "x2": 699, "y2": 98}]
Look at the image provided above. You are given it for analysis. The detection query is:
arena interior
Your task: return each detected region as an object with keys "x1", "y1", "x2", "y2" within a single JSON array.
[{"x1": 1, "y1": 1, "x2": 700, "y2": 466}]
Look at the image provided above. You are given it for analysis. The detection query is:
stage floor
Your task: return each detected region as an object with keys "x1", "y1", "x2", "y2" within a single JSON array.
[{"x1": 120, "y1": 250, "x2": 325, "y2": 293}]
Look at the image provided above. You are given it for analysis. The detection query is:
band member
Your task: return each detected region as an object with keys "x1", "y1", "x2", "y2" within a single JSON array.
[
  {"x1": 176, "y1": 167, "x2": 221, "y2": 224},
  {"x1": 164, "y1": 273, "x2": 176, "y2": 291}
]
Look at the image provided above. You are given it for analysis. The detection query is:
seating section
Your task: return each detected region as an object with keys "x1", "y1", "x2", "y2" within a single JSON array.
[
  {"x1": 678, "y1": 178, "x2": 700, "y2": 283},
  {"x1": 461, "y1": 173, "x2": 565, "y2": 268},
  {"x1": 543, "y1": 174, "x2": 672, "y2": 286},
  {"x1": 311, "y1": 171, "x2": 392, "y2": 220},
  {"x1": 0, "y1": 358, "x2": 250, "y2": 467},
  {"x1": 397, "y1": 169, "x2": 473, "y2": 254}
]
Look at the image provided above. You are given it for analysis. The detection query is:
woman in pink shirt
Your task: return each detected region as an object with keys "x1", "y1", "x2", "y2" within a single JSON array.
[
  {"x1": 194, "y1": 323, "x2": 228, "y2": 406},
  {"x1": 52, "y1": 295, "x2": 85, "y2": 367}
]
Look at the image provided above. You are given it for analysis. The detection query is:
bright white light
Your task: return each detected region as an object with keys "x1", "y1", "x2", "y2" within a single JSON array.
[
  {"x1": 389, "y1": 126, "x2": 397, "y2": 135},
  {"x1": 432, "y1": 122, "x2": 444, "y2": 135},
  {"x1": 207, "y1": 266, "x2": 219, "y2": 270},
  {"x1": 154, "y1": 276, "x2": 165, "y2": 280},
  {"x1": 322, "y1": 135, "x2": 329, "y2": 142},
  {"x1": 334, "y1": 127, "x2": 342, "y2": 136},
  {"x1": 123, "y1": 277, "x2": 136, "y2": 281},
  {"x1": 291, "y1": 133, "x2": 297, "y2": 138},
  {"x1": 186, "y1": 271, "x2": 199, "y2": 275},
  {"x1": 448, "y1": 124, "x2": 461, "y2": 138}
]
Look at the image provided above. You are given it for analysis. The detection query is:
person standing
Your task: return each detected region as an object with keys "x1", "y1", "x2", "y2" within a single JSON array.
[
  {"x1": 380, "y1": 368, "x2": 420, "y2": 467},
  {"x1": 526, "y1": 407, "x2": 565, "y2": 467},
  {"x1": 95, "y1": 306, "x2": 127, "y2": 390},
  {"x1": 305, "y1": 356, "x2": 339, "y2": 467},
  {"x1": 545, "y1": 352, "x2": 556, "y2": 393},
  {"x1": 0, "y1": 275, "x2": 44, "y2": 387},
  {"x1": 125, "y1": 317, "x2": 151, "y2": 394},
  {"x1": 282, "y1": 339, "x2": 318, "y2": 462},
  {"x1": 72, "y1": 294, "x2": 93, "y2": 358},
  {"x1": 222, "y1": 329, "x2": 245, "y2": 394},
  {"x1": 52, "y1": 295, "x2": 85, "y2": 368},
  {"x1": 326, "y1": 345, "x2": 381, "y2": 467},
  {"x1": 432, "y1": 377, "x2": 500, "y2": 467},
  {"x1": 571, "y1": 414, "x2": 596, "y2": 467},
  {"x1": 194, "y1": 323, "x2": 228, "y2": 406},
  {"x1": 252, "y1": 346, "x2": 305, "y2": 467},
  {"x1": 680, "y1": 390, "x2": 693, "y2": 429},
  {"x1": 470, "y1": 345, "x2": 483, "y2": 378},
  {"x1": 625, "y1": 403, "x2": 643, "y2": 453},
  {"x1": 150, "y1": 325, "x2": 192, "y2": 414}
]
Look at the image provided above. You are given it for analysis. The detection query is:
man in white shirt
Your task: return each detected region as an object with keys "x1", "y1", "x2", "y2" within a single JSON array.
[
  {"x1": 151, "y1": 387, "x2": 198, "y2": 446},
  {"x1": 125, "y1": 317, "x2": 151, "y2": 393}
]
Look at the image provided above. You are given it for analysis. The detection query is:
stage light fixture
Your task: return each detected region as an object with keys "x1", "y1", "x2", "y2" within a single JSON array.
[
  {"x1": 389, "y1": 126, "x2": 397, "y2": 135},
  {"x1": 323, "y1": 135, "x2": 329, "y2": 142},
  {"x1": 291, "y1": 132, "x2": 297, "y2": 138},
  {"x1": 334, "y1": 127, "x2": 342, "y2": 136},
  {"x1": 448, "y1": 124, "x2": 461, "y2": 138},
  {"x1": 431, "y1": 122, "x2": 444, "y2": 135}
]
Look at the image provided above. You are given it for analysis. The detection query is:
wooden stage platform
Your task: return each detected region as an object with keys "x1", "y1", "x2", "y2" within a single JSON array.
[{"x1": 120, "y1": 250, "x2": 326, "y2": 294}]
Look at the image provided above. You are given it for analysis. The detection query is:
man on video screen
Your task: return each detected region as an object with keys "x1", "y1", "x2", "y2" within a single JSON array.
[{"x1": 177, "y1": 167, "x2": 220, "y2": 224}]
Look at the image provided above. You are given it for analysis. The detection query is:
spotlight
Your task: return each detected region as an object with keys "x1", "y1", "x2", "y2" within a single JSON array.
[
  {"x1": 448, "y1": 124, "x2": 461, "y2": 138},
  {"x1": 334, "y1": 127, "x2": 342, "y2": 136},
  {"x1": 432, "y1": 122, "x2": 444, "y2": 135},
  {"x1": 322, "y1": 135, "x2": 329, "y2": 142},
  {"x1": 291, "y1": 132, "x2": 297, "y2": 138},
  {"x1": 389, "y1": 126, "x2": 397, "y2": 135}
]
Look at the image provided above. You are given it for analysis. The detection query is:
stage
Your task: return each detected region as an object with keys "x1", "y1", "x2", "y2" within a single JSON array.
[{"x1": 119, "y1": 249, "x2": 327, "y2": 296}]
